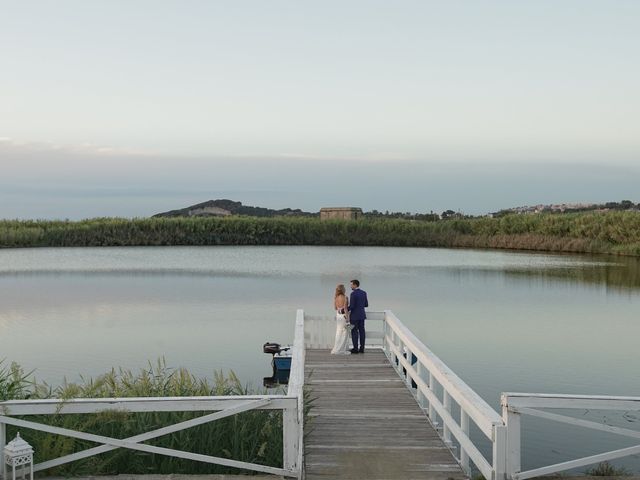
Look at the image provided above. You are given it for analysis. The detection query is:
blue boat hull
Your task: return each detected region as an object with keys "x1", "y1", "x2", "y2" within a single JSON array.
[{"x1": 273, "y1": 356, "x2": 292, "y2": 371}]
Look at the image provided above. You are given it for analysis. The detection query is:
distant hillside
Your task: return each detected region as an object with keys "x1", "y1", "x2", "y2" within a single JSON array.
[
  {"x1": 153, "y1": 198, "x2": 640, "y2": 220},
  {"x1": 153, "y1": 199, "x2": 316, "y2": 218}
]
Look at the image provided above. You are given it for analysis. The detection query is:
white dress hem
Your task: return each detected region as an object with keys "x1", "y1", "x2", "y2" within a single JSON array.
[{"x1": 330, "y1": 311, "x2": 351, "y2": 355}]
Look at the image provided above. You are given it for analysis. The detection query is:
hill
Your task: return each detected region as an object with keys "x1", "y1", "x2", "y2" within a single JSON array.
[{"x1": 153, "y1": 199, "x2": 316, "y2": 218}]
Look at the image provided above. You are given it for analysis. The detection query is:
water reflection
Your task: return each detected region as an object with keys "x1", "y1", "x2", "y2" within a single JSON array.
[{"x1": 502, "y1": 256, "x2": 640, "y2": 291}]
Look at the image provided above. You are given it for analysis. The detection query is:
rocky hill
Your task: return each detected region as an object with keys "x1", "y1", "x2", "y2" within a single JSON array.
[{"x1": 153, "y1": 199, "x2": 316, "y2": 218}]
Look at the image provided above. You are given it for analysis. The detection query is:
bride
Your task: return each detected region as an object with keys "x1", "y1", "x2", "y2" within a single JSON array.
[{"x1": 331, "y1": 284, "x2": 351, "y2": 355}]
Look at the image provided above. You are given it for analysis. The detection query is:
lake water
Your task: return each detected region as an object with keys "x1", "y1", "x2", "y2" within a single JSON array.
[{"x1": 1, "y1": 246, "x2": 639, "y2": 473}]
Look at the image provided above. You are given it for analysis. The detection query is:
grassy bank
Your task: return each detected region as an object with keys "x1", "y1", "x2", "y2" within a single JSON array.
[
  {"x1": 0, "y1": 359, "x2": 283, "y2": 476},
  {"x1": 1, "y1": 211, "x2": 639, "y2": 256}
]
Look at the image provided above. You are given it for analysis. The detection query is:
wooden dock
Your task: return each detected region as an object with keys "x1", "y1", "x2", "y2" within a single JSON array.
[
  {"x1": 304, "y1": 349, "x2": 466, "y2": 480},
  {"x1": 3, "y1": 310, "x2": 635, "y2": 480}
]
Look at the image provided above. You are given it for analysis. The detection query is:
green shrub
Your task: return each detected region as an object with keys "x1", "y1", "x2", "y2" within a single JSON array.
[
  {"x1": 585, "y1": 461, "x2": 630, "y2": 476},
  {"x1": 0, "y1": 360, "x2": 33, "y2": 401}
]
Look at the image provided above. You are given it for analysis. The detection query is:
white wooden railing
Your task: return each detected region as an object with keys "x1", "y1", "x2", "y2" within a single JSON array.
[
  {"x1": 502, "y1": 393, "x2": 640, "y2": 480},
  {"x1": 0, "y1": 310, "x2": 307, "y2": 480},
  {"x1": 0, "y1": 396, "x2": 296, "y2": 477},
  {"x1": 384, "y1": 311, "x2": 640, "y2": 480},
  {"x1": 382, "y1": 310, "x2": 506, "y2": 480},
  {"x1": 304, "y1": 310, "x2": 386, "y2": 349},
  {"x1": 303, "y1": 309, "x2": 640, "y2": 480}
]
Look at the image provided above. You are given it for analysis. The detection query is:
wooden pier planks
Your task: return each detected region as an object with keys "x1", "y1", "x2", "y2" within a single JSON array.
[{"x1": 304, "y1": 349, "x2": 466, "y2": 479}]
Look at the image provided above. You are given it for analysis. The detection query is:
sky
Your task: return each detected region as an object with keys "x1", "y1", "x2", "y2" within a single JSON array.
[{"x1": 1, "y1": 1, "x2": 639, "y2": 218}]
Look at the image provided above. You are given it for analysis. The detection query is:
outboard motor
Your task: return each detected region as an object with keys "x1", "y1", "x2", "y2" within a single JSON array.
[
  {"x1": 263, "y1": 342, "x2": 290, "y2": 355},
  {"x1": 263, "y1": 342, "x2": 281, "y2": 355}
]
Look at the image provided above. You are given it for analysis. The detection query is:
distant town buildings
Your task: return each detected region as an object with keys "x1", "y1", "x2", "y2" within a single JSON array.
[
  {"x1": 489, "y1": 201, "x2": 639, "y2": 217},
  {"x1": 509, "y1": 203, "x2": 596, "y2": 214},
  {"x1": 320, "y1": 207, "x2": 363, "y2": 220}
]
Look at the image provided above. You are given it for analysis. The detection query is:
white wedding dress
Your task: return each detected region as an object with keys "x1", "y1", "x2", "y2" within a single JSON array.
[{"x1": 330, "y1": 309, "x2": 351, "y2": 355}]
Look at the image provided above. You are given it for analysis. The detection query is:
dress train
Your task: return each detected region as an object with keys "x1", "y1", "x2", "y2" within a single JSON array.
[{"x1": 330, "y1": 310, "x2": 351, "y2": 355}]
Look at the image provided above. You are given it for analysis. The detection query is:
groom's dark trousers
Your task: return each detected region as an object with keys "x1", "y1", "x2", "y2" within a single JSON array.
[{"x1": 349, "y1": 288, "x2": 368, "y2": 351}]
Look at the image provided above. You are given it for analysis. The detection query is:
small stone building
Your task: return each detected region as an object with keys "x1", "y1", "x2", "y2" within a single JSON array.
[{"x1": 320, "y1": 207, "x2": 363, "y2": 220}]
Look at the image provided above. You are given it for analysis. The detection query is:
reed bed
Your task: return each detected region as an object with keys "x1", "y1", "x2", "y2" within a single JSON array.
[
  {"x1": 0, "y1": 360, "x2": 32, "y2": 401},
  {"x1": 0, "y1": 211, "x2": 639, "y2": 255},
  {"x1": 0, "y1": 359, "x2": 283, "y2": 476}
]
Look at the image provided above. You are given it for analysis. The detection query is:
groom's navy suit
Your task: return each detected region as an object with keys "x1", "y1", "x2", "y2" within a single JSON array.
[{"x1": 349, "y1": 288, "x2": 368, "y2": 352}]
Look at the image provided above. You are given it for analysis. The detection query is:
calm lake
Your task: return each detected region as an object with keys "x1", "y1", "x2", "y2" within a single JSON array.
[{"x1": 1, "y1": 246, "x2": 639, "y2": 473}]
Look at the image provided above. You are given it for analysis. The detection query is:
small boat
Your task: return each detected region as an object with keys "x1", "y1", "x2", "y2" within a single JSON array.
[
  {"x1": 263, "y1": 342, "x2": 292, "y2": 371},
  {"x1": 263, "y1": 368, "x2": 290, "y2": 388}
]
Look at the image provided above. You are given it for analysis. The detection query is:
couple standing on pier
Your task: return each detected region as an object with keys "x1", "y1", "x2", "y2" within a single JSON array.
[{"x1": 331, "y1": 279, "x2": 368, "y2": 355}]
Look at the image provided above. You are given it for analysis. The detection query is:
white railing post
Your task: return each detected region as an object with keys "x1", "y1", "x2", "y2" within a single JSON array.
[
  {"x1": 416, "y1": 362, "x2": 427, "y2": 409},
  {"x1": 428, "y1": 371, "x2": 438, "y2": 428},
  {"x1": 283, "y1": 401, "x2": 299, "y2": 473},
  {"x1": 501, "y1": 395, "x2": 521, "y2": 480},
  {"x1": 390, "y1": 328, "x2": 398, "y2": 363},
  {"x1": 460, "y1": 410, "x2": 471, "y2": 475},
  {"x1": 404, "y1": 347, "x2": 413, "y2": 390},
  {"x1": 382, "y1": 314, "x2": 388, "y2": 353},
  {"x1": 493, "y1": 424, "x2": 507, "y2": 480},
  {"x1": 307, "y1": 318, "x2": 315, "y2": 348},
  {"x1": 397, "y1": 339, "x2": 405, "y2": 378},
  {"x1": 284, "y1": 309, "x2": 305, "y2": 478},
  {"x1": 443, "y1": 391, "x2": 452, "y2": 445},
  {"x1": 0, "y1": 421, "x2": 5, "y2": 480}
]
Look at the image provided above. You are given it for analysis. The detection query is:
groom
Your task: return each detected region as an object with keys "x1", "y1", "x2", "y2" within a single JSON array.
[{"x1": 349, "y1": 279, "x2": 368, "y2": 354}]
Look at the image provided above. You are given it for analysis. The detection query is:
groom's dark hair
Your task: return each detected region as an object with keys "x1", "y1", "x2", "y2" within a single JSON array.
[{"x1": 351, "y1": 279, "x2": 360, "y2": 287}]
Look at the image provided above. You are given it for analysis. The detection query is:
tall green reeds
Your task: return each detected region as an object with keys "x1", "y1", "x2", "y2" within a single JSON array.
[
  {"x1": 1, "y1": 211, "x2": 639, "y2": 255},
  {"x1": 0, "y1": 359, "x2": 283, "y2": 476},
  {"x1": 0, "y1": 360, "x2": 33, "y2": 401}
]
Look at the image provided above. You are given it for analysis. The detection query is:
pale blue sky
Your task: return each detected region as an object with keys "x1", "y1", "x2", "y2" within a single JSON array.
[{"x1": 1, "y1": 1, "x2": 639, "y2": 218}]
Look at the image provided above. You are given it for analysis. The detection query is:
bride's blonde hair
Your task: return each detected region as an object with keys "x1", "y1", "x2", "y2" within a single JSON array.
[{"x1": 335, "y1": 284, "x2": 346, "y2": 298}]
